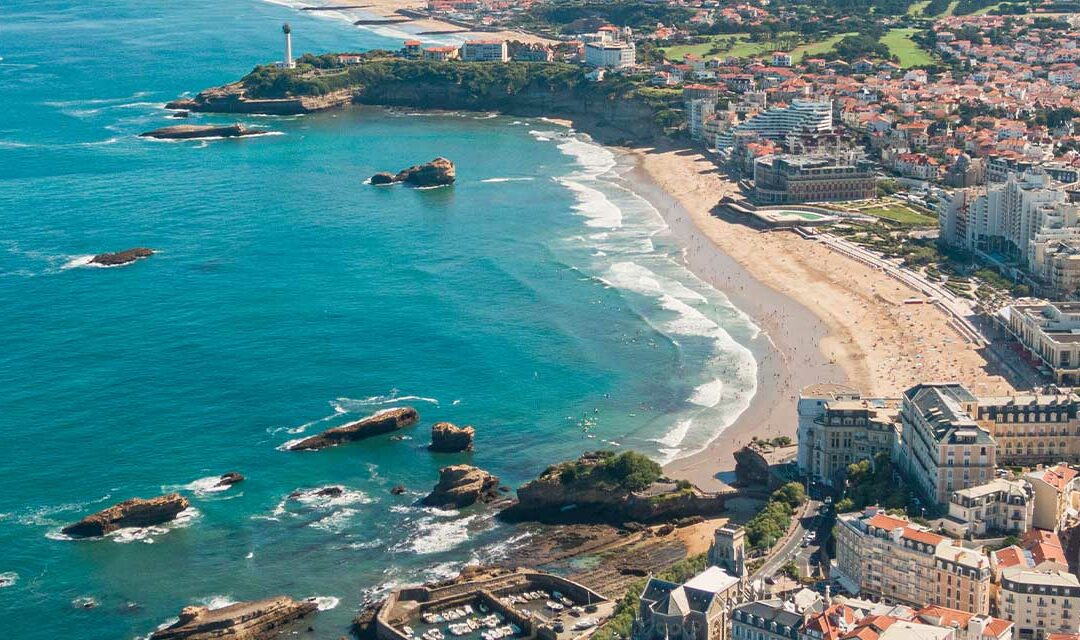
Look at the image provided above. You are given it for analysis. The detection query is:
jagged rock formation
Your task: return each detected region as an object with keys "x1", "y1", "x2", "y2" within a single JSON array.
[
  {"x1": 369, "y1": 158, "x2": 455, "y2": 188},
  {"x1": 421, "y1": 465, "x2": 499, "y2": 508},
  {"x1": 149, "y1": 596, "x2": 318, "y2": 639},
  {"x1": 389, "y1": 485, "x2": 406, "y2": 495},
  {"x1": 287, "y1": 407, "x2": 419, "y2": 451},
  {"x1": 732, "y1": 444, "x2": 771, "y2": 489},
  {"x1": 216, "y1": 472, "x2": 245, "y2": 487},
  {"x1": 90, "y1": 248, "x2": 154, "y2": 266},
  {"x1": 139, "y1": 124, "x2": 264, "y2": 139},
  {"x1": 429, "y1": 422, "x2": 475, "y2": 453},
  {"x1": 499, "y1": 451, "x2": 731, "y2": 524},
  {"x1": 62, "y1": 494, "x2": 190, "y2": 537}
]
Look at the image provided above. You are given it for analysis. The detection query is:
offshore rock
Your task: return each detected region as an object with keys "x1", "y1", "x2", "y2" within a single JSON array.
[
  {"x1": 429, "y1": 422, "x2": 475, "y2": 453},
  {"x1": 62, "y1": 494, "x2": 190, "y2": 538},
  {"x1": 287, "y1": 407, "x2": 419, "y2": 451},
  {"x1": 216, "y1": 472, "x2": 245, "y2": 487},
  {"x1": 150, "y1": 596, "x2": 318, "y2": 640},
  {"x1": 139, "y1": 124, "x2": 264, "y2": 139},
  {"x1": 90, "y1": 247, "x2": 154, "y2": 266},
  {"x1": 394, "y1": 157, "x2": 455, "y2": 187},
  {"x1": 421, "y1": 465, "x2": 499, "y2": 508},
  {"x1": 369, "y1": 172, "x2": 395, "y2": 185}
]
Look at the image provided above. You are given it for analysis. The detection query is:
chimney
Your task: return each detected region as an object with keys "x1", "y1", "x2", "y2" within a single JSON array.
[{"x1": 825, "y1": 585, "x2": 832, "y2": 608}]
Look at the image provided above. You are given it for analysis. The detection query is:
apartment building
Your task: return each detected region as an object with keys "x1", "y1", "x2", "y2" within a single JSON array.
[
  {"x1": 796, "y1": 384, "x2": 899, "y2": 487},
  {"x1": 998, "y1": 567, "x2": 1080, "y2": 640},
  {"x1": 460, "y1": 39, "x2": 508, "y2": 62},
  {"x1": 975, "y1": 392, "x2": 1080, "y2": 465},
  {"x1": 1005, "y1": 303, "x2": 1080, "y2": 385},
  {"x1": 898, "y1": 384, "x2": 997, "y2": 507},
  {"x1": 752, "y1": 153, "x2": 876, "y2": 205},
  {"x1": 731, "y1": 599, "x2": 806, "y2": 640},
  {"x1": 716, "y1": 100, "x2": 834, "y2": 149},
  {"x1": 1024, "y1": 463, "x2": 1080, "y2": 531},
  {"x1": 584, "y1": 41, "x2": 636, "y2": 69},
  {"x1": 942, "y1": 478, "x2": 1034, "y2": 538},
  {"x1": 835, "y1": 508, "x2": 992, "y2": 615}
]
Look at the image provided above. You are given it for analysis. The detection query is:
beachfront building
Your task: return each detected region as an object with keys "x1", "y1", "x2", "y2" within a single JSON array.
[
  {"x1": 460, "y1": 39, "x2": 508, "y2": 62},
  {"x1": 896, "y1": 383, "x2": 996, "y2": 507},
  {"x1": 998, "y1": 567, "x2": 1080, "y2": 640},
  {"x1": 752, "y1": 153, "x2": 877, "y2": 205},
  {"x1": 403, "y1": 39, "x2": 423, "y2": 58},
  {"x1": 835, "y1": 508, "x2": 993, "y2": 615},
  {"x1": 942, "y1": 478, "x2": 1034, "y2": 538},
  {"x1": 796, "y1": 384, "x2": 899, "y2": 487},
  {"x1": 422, "y1": 46, "x2": 460, "y2": 61},
  {"x1": 1024, "y1": 463, "x2": 1080, "y2": 531},
  {"x1": 689, "y1": 99, "x2": 718, "y2": 141},
  {"x1": 1004, "y1": 303, "x2": 1080, "y2": 385},
  {"x1": 584, "y1": 41, "x2": 636, "y2": 69},
  {"x1": 974, "y1": 391, "x2": 1080, "y2": 465},
  {"x1": 716, "y1": 100, "x2": 833, "y2": 150},
  {"x1": 634, "y1": 566, "x2": 743, "y2": 640}
]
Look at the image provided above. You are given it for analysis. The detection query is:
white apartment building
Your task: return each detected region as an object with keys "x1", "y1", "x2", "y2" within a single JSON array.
[
  {"x1": 460, "y1": 39, "x2": 508, "y2": 62},
  {"x1": 584, "y1": 41, "x2": 636, "y2": 69},
  {"x1": 1005, "y1": 302, "x2": 1080, "y2": 385},
  {"x1": 716, "y1": 100, "x2": 833, "y2": 149},
  {"x1": 688, "y1": 99, "x2": 717, "y2": 141},
  {"x1": 796, "y1": 384, "x2": 899, "y2": 487},
  {"x1": 998, "y1": 567, "x2": 1080, "y2": 640}
]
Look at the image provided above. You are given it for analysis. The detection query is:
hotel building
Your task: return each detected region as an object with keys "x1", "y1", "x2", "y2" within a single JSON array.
[
  {"x1": 974, "y1": 390, "x2": 1080, "y2": 465},
  {"x1": 716, "y1": 100, "x2": 833, "y2": 150},
  {"x1": 835, "y1": 508, "x2": 992, "y2": 615},
  {"x1": 796, "y1": 384, "x2": 899, "y2": 487},
  {"x1": 897, "y1": 383, "x2": 996, "y2": 507},
  {"x1": 752, "y1": 154, "x2": 877, "y2": 205}
]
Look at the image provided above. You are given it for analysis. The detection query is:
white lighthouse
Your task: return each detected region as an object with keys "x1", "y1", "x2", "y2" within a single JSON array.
[{"x1": 283, "y1": 23, "x2": 295, "y2": 69}]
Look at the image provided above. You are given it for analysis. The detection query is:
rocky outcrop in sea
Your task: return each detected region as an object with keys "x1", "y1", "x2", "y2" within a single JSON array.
[
  {"x1": 369, "y1": 158, "x2": 455, "y2": 188},
  {"x1": 166, "y1": 83, "x2": 354, "y2": 115},
  {"x1": 140, "y1": 124, "x2": 266, "y2": 140},
  {"x1": 149, "y1": 596, "x2": 318, "y2": 640},
  {"x1": 428, "y1": 422, "x2": 474, "y2": 453},
  {"x1": 215, "y1": 472, "x2": 245, "y2": 488},
  {"x1": 90, "y1": 247, "x2": 154, "y2": 267},
  {"x1": 62, "y1": 494, "x2": 190, "y2": 537},
  {"x1": 421, "y1": 465, "x2": 499, "y2": 508},
  {"x1": 287, "y1": 407, "x2": 419, "y2": 451}
]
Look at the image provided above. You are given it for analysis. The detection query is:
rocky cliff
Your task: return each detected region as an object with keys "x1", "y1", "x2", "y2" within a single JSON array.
[
  {"x1": 150, "y1": 596, "x2": 318, "y2": 640},
  {"x1": 421, "y1": 465, "x2": 500, "y2": 508},
  {"x1": 62, "y1": 494, "x2": 190, "y2": 537},
  {"x1": 429, "y1": 422, "x2": 475, "y2": 452},
  {"x1": 288, "y1": 407, "x2": 419, "y2": 450},
  {"x1": 166, "y1": 83, "x2": 354, "y2": 115},
  {"x1": 500, "y1": 451, "x2": 730, "y2": 524}
]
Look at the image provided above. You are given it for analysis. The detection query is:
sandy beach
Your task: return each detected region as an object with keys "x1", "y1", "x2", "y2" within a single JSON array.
[
  {"x1": 314, "y1": 0, "x2": 555, "y2": 44},
  {"x1": 621, "y1": 143, "x2": 1016, "y2": 489}
]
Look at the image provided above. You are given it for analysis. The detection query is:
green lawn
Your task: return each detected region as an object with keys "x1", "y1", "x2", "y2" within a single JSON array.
[
  {"x1": 906, "y1": 0, "x2": 932, "y2": 14},
  {"x1": 660, "y1": 31, "x2": 841, "y2": 63},
  {"x1": 852, "y1": 200, "x2": 938, "y2": 226},
  {"x1": 880, "y1": 28, "x2": 934, "y2": 67}
]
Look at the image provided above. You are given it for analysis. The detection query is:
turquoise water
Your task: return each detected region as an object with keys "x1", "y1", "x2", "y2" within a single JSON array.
[{"x1": 0, "y1": 1, "x2": 758, "y2": 637}]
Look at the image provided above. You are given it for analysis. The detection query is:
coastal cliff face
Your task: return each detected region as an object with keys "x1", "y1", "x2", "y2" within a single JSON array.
[
  {"x1": 500, "y1": 451, "x2": 730, "y2": 524},
  {"x1": 62, "y1": 494, "x2": 190, "y2": 537},
  {"x1": 287, "y1": 407, "x2": 419, "y2": 450},
  {"x1": 166, "y1": 83, "x2": 354, "y2": 116},
  {"x1": 150, "y1": 596, "x2": 318, "y2": 640}
]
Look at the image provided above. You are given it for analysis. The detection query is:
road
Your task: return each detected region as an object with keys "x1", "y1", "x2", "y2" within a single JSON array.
[{"x1": 753, "y1": 499, "x2": 821, "y2": 579}]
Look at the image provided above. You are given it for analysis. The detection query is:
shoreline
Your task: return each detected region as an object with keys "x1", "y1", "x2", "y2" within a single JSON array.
[{"x1": 611, "y1": 149, "x2": 843, "y2": 490}]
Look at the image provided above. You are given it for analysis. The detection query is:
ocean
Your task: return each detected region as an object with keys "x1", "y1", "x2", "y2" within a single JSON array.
[{"x1": 0, "y1": 1, "x2": 758, "y2": 637}]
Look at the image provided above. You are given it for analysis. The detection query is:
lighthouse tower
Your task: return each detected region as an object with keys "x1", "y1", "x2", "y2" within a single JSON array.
[{"x1": 283, "y1": 23, "x2": 296, "y2": 69}]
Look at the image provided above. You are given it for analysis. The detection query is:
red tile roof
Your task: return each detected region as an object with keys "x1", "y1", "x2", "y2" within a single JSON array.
[{"x1": 866, "y1": 513, "x2": 909, "y2": 531}]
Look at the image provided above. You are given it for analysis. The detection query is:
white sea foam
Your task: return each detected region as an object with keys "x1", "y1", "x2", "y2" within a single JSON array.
[
  {"x1": 480, "y1": 177, "x2": 534, "y2": 183},
  {"x1": 308, "y1": 596, "x2": 341, "y2": 611},
  {"x1": 392, "y1": 511, "x2": 484, "y2": 555},
  {"x1": 197, "y1": 595, "x2": 237, "y2": 610},
  {"x1": 0, "y1": 572, "x2": 17, "y2": 588},
  {"x1": 181, "y1": 476, "x2": 233, "y2": 495},
  {"x1": 558, "y1": 178, "x2": 622, "y2": 229},
  {"x1": 309, "y1": 508, "x2": 359, "y2": 533},
  {"x1": 689, "y1": 379, "x2": 725, "y2": 408},
  {"x1": 335, "y1": 392, "x2": 439, "y2": 410},
  {"x1": 600, "y1": 262, "x2": 706, "y2": 302},
  {"x1": 108, "y1": 507, "x2": 200, "y2": 544}
]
